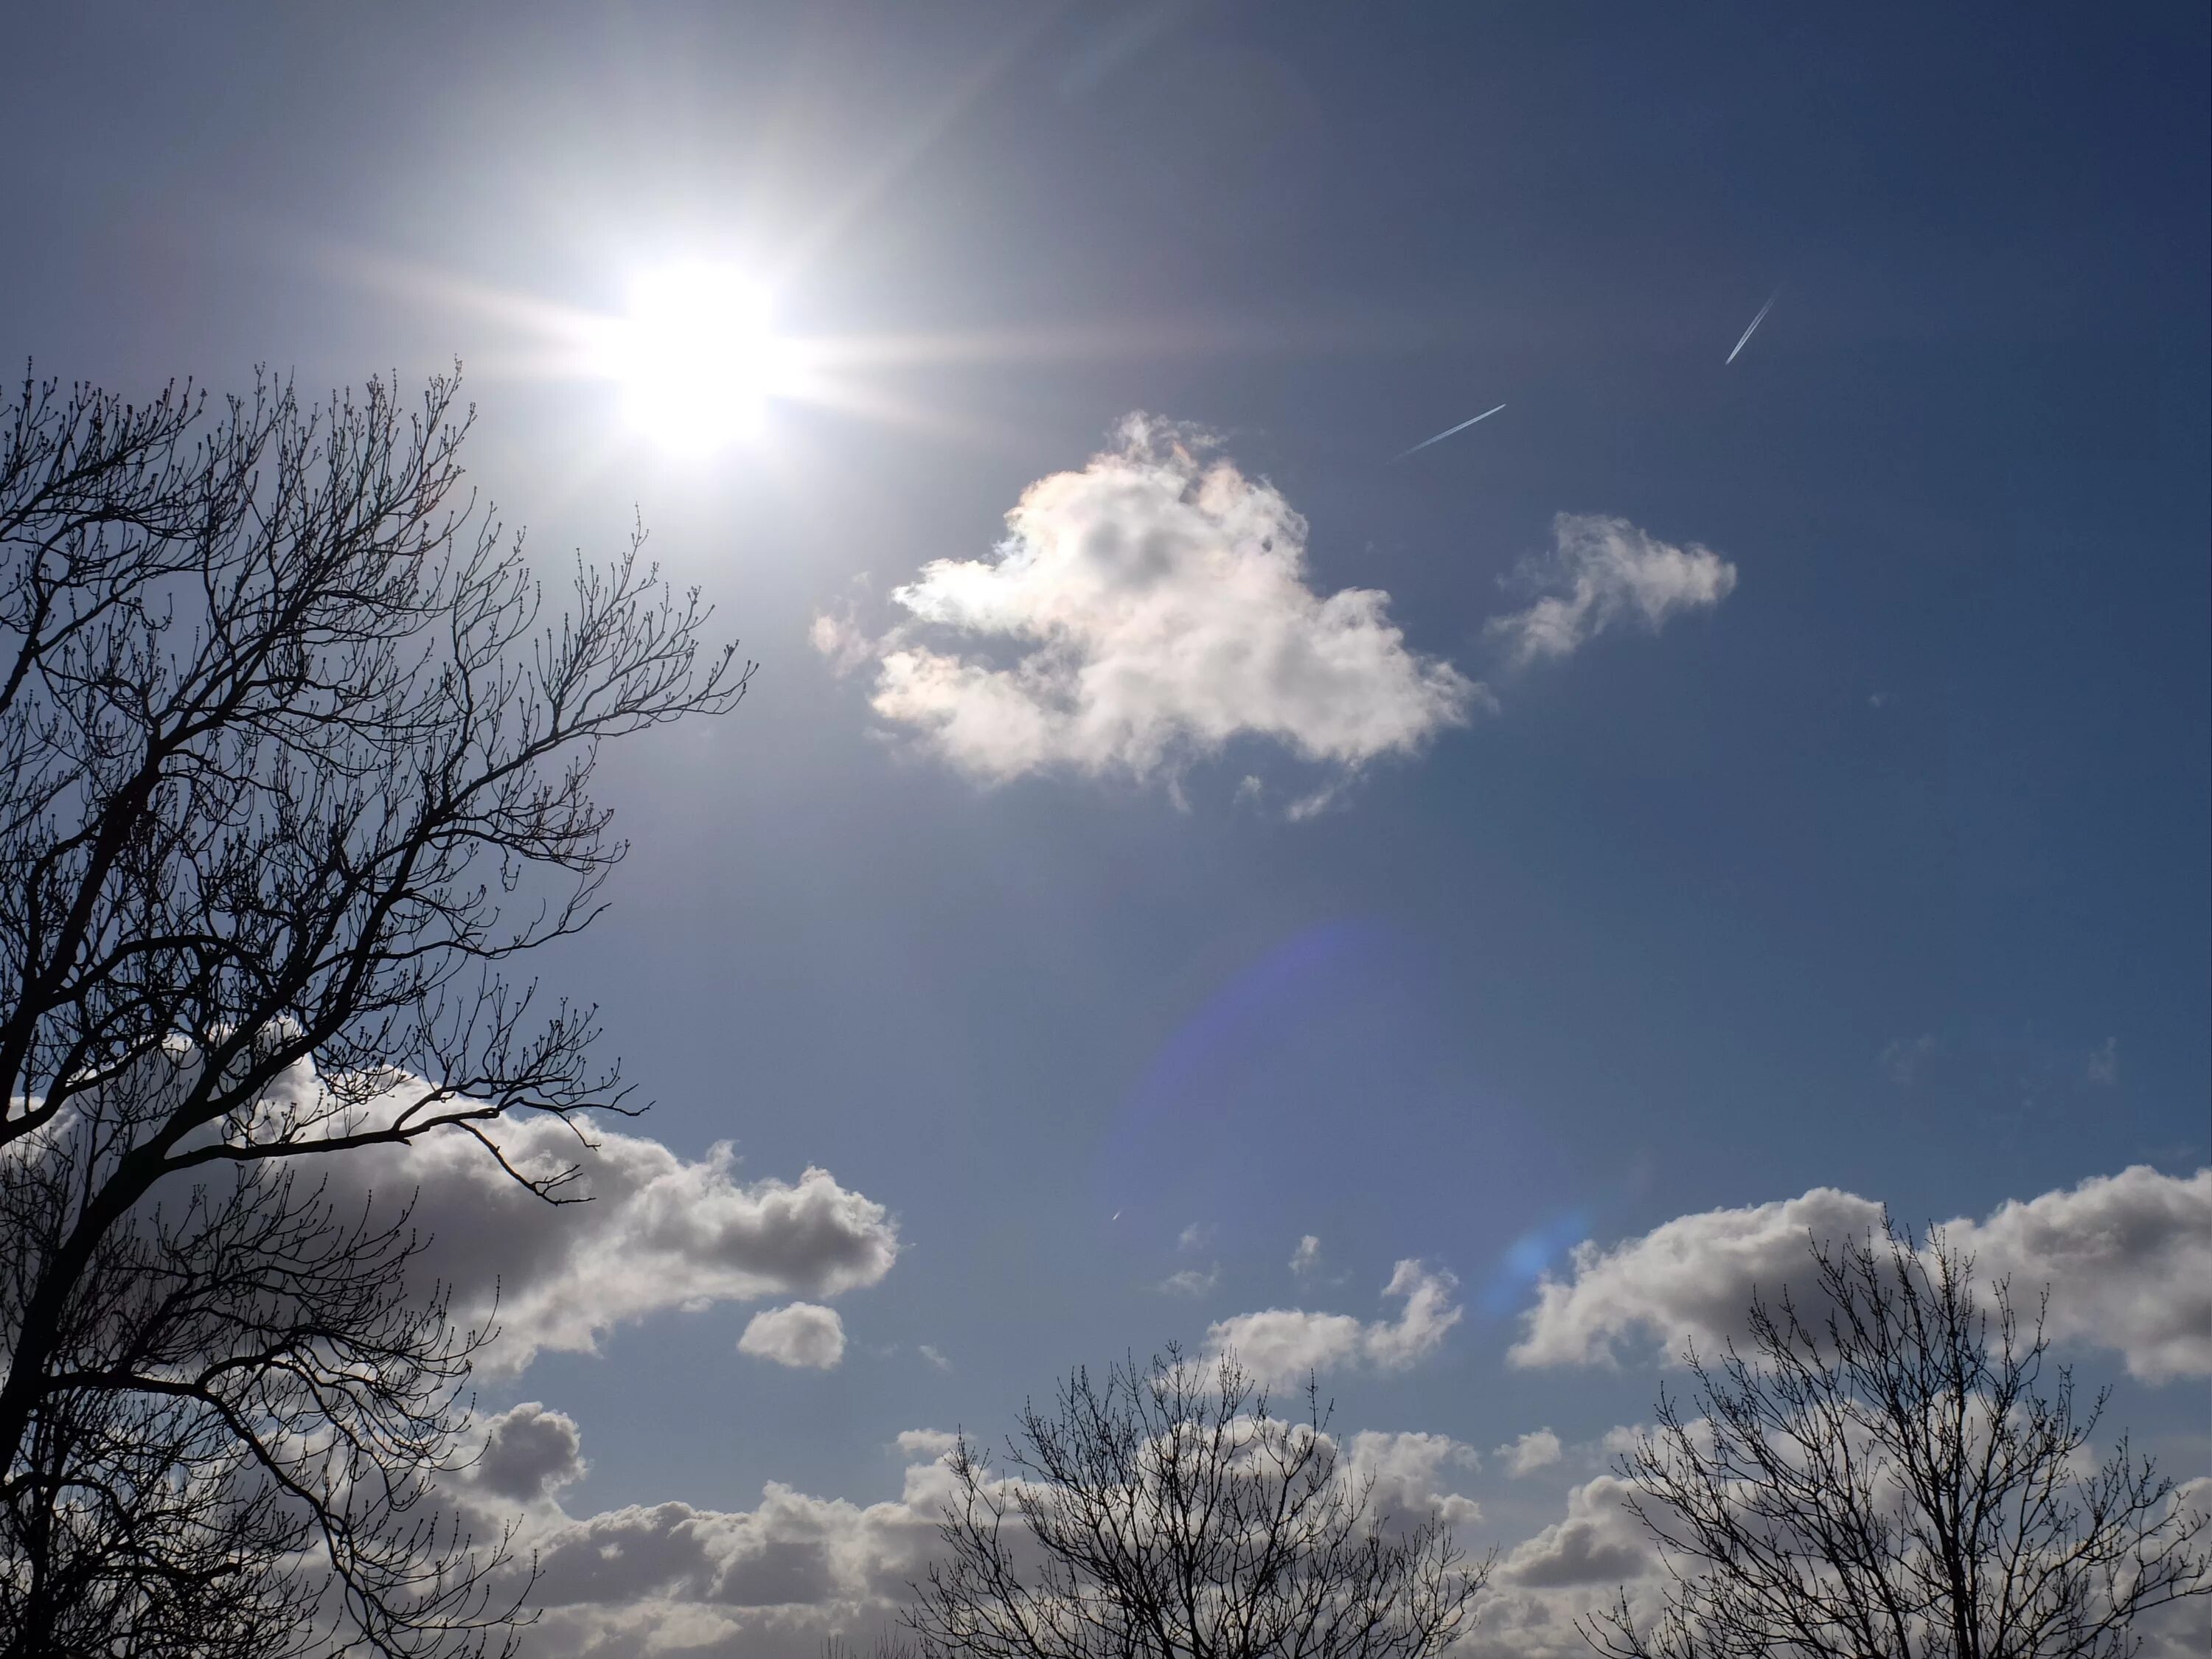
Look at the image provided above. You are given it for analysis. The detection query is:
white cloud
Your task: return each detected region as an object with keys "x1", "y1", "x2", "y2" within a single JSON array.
[
  {"x1": 1177, "y1": 1222, "x2": 1212, "y2": 1253},
  {"x1": 1947, "y1": 1166, "x2": 2211, "y2": 1383},
  {"x1": 1486, "y1": 512, "x2": 1737, "y2": 668},
  {"x1": 1159, "y1": 1265, "x2": 1221, "y2": 1298},
  {"x1": 738, "y1": 1303, "x2": 847, "y2": 1370},
  {"x1": 1206, "y1": 1259, "x2": 1461, "y2": 1382},
  {"x1": 917, "y1": 1344, "x2": 953, "y2": 1374},
  {"x1": 1509, "y1": 1166, "x2": 2212, "y2": 1383},
  {"x1": 300, "y1": 1108, "x2": 900, "y2": 1374},
  {"x1": 1498, "y1": 1427, "x2": 1564, "y2": 1478},
  {"x1": 1290, "y1": 1234, "x2": 1322, "y2": 1277},
  {"x1": 821, "y1": 415, "x2": 1478, "y2": 790}
]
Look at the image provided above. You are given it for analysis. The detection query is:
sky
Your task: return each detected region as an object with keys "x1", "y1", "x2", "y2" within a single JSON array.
[{"x1": 4, "y1": 3, "x2": 2208, "y2": 1653}]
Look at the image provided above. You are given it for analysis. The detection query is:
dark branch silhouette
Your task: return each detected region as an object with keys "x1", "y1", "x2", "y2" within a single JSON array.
[
  {"x1": 0, "y1": 367, "x2": 748, "y2": 1655},
  {"x1": 1586, "y1": 1223, "x2": 2211, "y2": 1659}
]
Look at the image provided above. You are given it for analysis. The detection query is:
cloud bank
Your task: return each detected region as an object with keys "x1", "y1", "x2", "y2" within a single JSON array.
[
  {"x1": 1206, "y1": 1259, "x2": 1461, "y2": 1382},
  {"x1": 818, "y1": 416, "x2": 1478, "y2": 788},
  {"x1": 1510, "y1": 1166, "x2": 2211, "y2": 1382},
  {"x1": 459, "y1": 1419, "x2": 1486, "y2": 1658},
  {"x1": 1486, "y1": 512, "x2": 1737, "y2": 667}
]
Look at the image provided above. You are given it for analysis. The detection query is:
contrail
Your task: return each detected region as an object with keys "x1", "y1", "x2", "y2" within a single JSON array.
[
  {"x1": 1726, "y1": 293, "x2": 1776, "y2": 364},
  {"x1": 1391, "y1": 402, "x2": 1506, "y2": 463}
]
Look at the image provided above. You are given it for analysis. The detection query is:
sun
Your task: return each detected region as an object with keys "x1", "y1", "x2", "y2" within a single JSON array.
[{"x1": 612, "y1": 264, "x2": 790, "y2": 453}]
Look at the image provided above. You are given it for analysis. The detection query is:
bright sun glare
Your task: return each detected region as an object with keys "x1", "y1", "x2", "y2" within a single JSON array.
[{"x1": 613, "y1": 264, "x2": 787, "y2": 453}]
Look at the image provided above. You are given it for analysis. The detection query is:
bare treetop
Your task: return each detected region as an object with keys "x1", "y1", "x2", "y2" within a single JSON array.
[
  {"x1": 902, "y1": 1344, "x2": 1488, "y2": 1659},
  {"x1": 1587, "y1": 1222, "x2": 2211, "y2": 1659}
]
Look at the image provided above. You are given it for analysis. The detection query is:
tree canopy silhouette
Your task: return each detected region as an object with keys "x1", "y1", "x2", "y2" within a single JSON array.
[
  {"x1": 902, "y1": 1345, "x2": 1488, "y2": 1659},
  {"x1": 0, "y1": 367, "x2": 747, "y2": 1655},
  {"x1": 1587, "y1": 1223, "x2": 2210, "y2": 1659}
]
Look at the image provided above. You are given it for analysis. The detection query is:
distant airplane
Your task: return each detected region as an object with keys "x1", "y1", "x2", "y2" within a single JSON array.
[
  {"x1": 1727, "y1": 293, "x2": 1777, "y2": 364},
  {"x1": 1391, "y1": 403, "x2": 1506, "y2": 463}
]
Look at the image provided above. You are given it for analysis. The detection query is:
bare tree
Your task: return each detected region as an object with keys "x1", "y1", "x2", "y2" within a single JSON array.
[
  {"x1": 902, "y1": 1345, "x2": 1489, "y2": 1659},
  {"x1": 1586, "y1": 1223, "x2": 2211, "y2": 1659},
  {"x1": 0, "y1": 368, "x2": 748, "y2": 1655}
]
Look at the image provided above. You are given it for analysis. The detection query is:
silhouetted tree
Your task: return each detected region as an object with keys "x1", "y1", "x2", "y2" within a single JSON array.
[
  {"x1": 0, "y1": 368, "x2": 747, "y2": 1655},
  {"x1": 1587, "y1": 1224, "x2": 2211, "y2": 1659},
  {"x1": 902, "y1": 1345, "x2": 1489, "y2": 1659}
]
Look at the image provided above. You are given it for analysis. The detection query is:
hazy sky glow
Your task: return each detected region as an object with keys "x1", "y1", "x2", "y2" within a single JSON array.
[{"x1": 4, "y1": 4, "x2": 2206, "y2": 1654}]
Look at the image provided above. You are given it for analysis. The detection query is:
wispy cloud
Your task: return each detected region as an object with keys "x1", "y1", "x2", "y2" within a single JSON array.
[
  {"x1": 1486, "y1": 512, "x2": 1737, "y2": 669},
  {"x1": 1882, "y1": 1034, "x2": 1938, "y2": 1085},
  {"x1": 2086, "y1": 1037, "x2": 2120, "y2": 1087},
  {"x1": 1158, "y1": 1265, "x2": 1221, "y2": 1298}
]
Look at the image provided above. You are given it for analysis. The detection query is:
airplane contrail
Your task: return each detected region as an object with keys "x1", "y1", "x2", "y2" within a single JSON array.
[
  {"x1": 1391, "y1": 402, "x2": 1506, "y2": 463},
  {"x1": 1726, "y1": 293, "x2": 1777, "y2": 364}
]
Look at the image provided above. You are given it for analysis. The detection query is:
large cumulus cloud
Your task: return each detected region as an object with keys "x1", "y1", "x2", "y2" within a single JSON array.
[
  {"x1": 816, "y1": 416, "x2": 1479, "y2": 790},
  {"x1": 1510, "y1": 1166, "x2": 2210, "y2": 1383}
]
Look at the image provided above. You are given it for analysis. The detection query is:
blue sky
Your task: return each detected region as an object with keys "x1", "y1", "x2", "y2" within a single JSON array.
[{"x1": 5, "y1": 3, "x2": 2206, "y2": 1652}]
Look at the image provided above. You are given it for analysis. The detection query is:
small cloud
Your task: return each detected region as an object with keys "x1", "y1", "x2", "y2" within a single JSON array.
[
  {"x1": 895, "y1": 1428, "x2": 959, "y2": 1462},
  {"x1": 1290, "y1": 1234, "x2": 1323, "y2": 1278},
  {"x1": 918, "y1": 1343, "x2": 953, "y2": 1373},
  {"x1": 1206, "y1": 1259, "x2": 1461, "y2": 1382},
  {"x1": 737, "y1": 1302, "x2": 847, "y2": 1370},
  {"x1": 1868, "y1": 692, "x2": 1889, "y2": 709},
  {"x1": 1177, "y1": 1222, "x2": 1212, "y2": 1253},
  {"x1": 1284, "y1": 781, "x2": 1346, "y2": 821},
  {"x1": 1234, "y1": 774, "x2": 1265, "y2": 805},
  {"x1": 1159, "y1": 1265, "x2": 1221, "y2": 1298},
  {"x1": 1497, "y1": 1427, "x2": 1563, "y2": 1478},
  {"x1": 1485, "y1": 512, "x2": 1737, "y2": 669},
  {"x1": 809, "y1": 609, "x2": 877, "y2": 678},
  {"x1": 470, "y1": 1402, "x2": 586, "y2": 1503},
  {"x1": 2086, "y1": 1037, "x2": 2119, "y2": 1088},
  {"x1": 1881, "y1": 1034, "x2": 1938, "y2": 1086}
]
